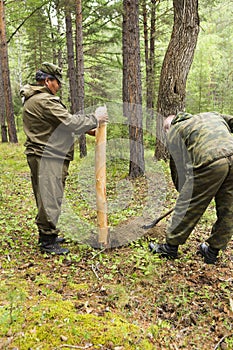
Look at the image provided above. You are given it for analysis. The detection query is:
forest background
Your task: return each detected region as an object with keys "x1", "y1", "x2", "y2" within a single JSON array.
[
  {"x1": 0, "y1": 0, "x2": 233, "y2": 349},
  {"x1": 2, "y1": 0, "x2": 233, "y2": 144}
]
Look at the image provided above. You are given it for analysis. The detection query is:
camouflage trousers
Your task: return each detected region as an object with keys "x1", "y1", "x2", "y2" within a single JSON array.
[
  {"x1": 166, "y1": 155, "x2": 233, "y2": 249},
  {"x1": 27, "y1": 155, "x2": 70, "y2": 235}
]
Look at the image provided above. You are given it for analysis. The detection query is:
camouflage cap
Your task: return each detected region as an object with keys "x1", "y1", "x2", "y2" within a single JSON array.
[{"x1": 40, "y1": 62, "x2": 63, "y2": 83}]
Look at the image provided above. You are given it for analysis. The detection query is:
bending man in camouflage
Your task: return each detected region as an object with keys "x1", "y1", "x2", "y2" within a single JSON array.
[{"x1": 149, "y1": 112, "x2": 233, "y2": 264}]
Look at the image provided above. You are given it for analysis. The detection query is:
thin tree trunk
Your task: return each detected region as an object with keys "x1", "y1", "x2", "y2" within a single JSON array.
[
  {"x1": 76, "y1": 0, "x2": 86, "y2": 158},
  {"x1": 122, "y1": 0, "x2": 129, "y2": 118},
  {"x1": 65, "y1": 7, "x2": 79, "y2": 114},
  {"x1": 155, "y1": 0, "x2": 199, "y2": 160},
  {"x1": 0, "y1": 51, "x2": 7, "y2": 142},
  {"x1": 142, "y1": 0, "x2": 156, "y2": 132},
  {"x1": 147, "y1": 0, "x2": 156, "y2": 130},
  {"x1": 53, "y1": 2, "x2": 63, "y2": 99},
  {"x1": 0, "y1": 0, "x2": 18, "y2": 143}
]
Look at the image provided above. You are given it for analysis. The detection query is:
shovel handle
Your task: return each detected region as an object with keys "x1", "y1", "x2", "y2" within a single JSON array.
[{"x1": 142, "y1": 208, "x2": 174, "y2": 229}]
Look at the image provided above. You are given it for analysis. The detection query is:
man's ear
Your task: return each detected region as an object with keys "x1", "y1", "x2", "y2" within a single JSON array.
[{"x1": 164, "y1": 115, "x2": 175, "y2": 132}]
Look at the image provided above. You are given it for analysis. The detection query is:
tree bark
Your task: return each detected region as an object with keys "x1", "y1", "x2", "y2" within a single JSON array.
[
  {"x1": 147, "y1": 0, "x2": 156, "y2": 130},
  {"x1": 155, "y1": 0, "x2": 199, "y2": 160},
  {"x1": 122, "y1": 0, "x2": 145, "y2": 178},
  {"x1": 0, "y1": 47, "x2": 7, "y2": 142},
  {"x1": 54, "y1": 2, "x2": 64, "y2": 88},
  {"x1": 142, "y1": 0, "x2": 156, "y2": 132},
  {"x1": 65, "y1": 6, "x2": 79, "y2": 114},
  {"x1": 76, "y1": 0, "x2": 87, "y2": 158},
  {"x1": 0, "y1": 0, "x2": 18, "y2": 143}
]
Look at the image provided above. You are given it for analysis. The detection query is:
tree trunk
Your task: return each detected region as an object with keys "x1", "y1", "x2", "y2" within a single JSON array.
[
  {"x1": 0, "y1": 50, "x2": 7, "y2": 142},
  {"x1": 147, "y1": 0, "x2": 156, "y2": 130},
  {"x1": 54, "y1": 2, "x2": 64, "y2": 95},
  {"x1": 76, "y1": 0, "x2": 86, "y2": 158},
  {"x1": 155, "y1": 0, "x2": 199, "y2": 160},
  {"x1": 142, "y1": 0, "x2": 156, "y2": 132},
  {"x1": 0, "y1": 0, "x2": 18, "y2": 143},
  {"x1": 122, "y1": 0, "x2": 129, "y2": 118},
  {"x1": 123, "y1": 0, "x2": 144, "y2": 178},
  {"x1": 65, "y1": 7, "x2": 79, "y2": 114}
]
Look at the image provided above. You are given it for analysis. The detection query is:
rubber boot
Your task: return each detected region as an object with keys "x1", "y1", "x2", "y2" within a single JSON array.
[
  {"x1": 149, "y1": 242, "x2": 178, "y2": 259},
  {"x1": 197, "y1": 243, "x2": 219, "y2": 264},
  {"x1": 39, "y1": 233, "x2": 69, "y2": 255}
]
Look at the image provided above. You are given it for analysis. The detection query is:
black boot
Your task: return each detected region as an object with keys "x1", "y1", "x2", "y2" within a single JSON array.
[
  {"x1": 38, "y1": 235, "x2": 66, "y2": 244},
  {"x1": 56, "y1": 236, "x2": 66, "y2": 244},
  {"x1": 197, "y1": 243, "x2": 219, "y2": 264},
  {"x1": 39, "y1": 234, "x2": 70, "y2": 255},
  {"x1": 149, "y1": 242, "x2": 178, "y2": 259}
]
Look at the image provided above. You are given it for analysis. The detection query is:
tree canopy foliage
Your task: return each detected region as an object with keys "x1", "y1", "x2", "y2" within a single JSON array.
[
  {"x1": 4, "y1": 0, "x2": 231, "y2": 115},
  {"x1": 187, "y1": 0, "x2": 233, "y2": 113}
]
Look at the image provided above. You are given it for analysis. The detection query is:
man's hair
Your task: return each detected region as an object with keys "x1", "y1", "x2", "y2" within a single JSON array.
[{"x1": 35, "y1": 70, "x2": 55, "y2": 82}]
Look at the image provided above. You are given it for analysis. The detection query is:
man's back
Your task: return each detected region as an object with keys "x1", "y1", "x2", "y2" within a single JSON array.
[{"x1": 168, "y1": 111, "x2": 233, "y2": 169}]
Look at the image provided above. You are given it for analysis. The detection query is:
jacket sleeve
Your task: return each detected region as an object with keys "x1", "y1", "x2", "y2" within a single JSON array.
[
  {"x1": 167, "y1": 130, "x2": 187, "y2": 192},
  {"x1": 169, "y1": 156, "x2": 179, "y2": 192},
  {"x1": 44, "y1": 95, "x2": 98, "y2": 134}
]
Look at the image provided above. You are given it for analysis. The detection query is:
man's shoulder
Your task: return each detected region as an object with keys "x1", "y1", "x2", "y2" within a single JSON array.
[{"x1": 32, "y1": 89, "x2": 60, "y2": 103}]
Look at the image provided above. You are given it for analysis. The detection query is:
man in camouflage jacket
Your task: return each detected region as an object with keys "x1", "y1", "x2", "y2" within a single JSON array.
[
  {"x1": 21, "y1": 62, "x2": 108, "y2": 255},
  {"x1": 149, "y1": 111, "x2": 233, "y2": 264}
]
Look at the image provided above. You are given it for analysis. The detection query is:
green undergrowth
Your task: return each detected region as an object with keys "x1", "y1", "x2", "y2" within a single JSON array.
[
  {"x1": 1, "y1": 135, "x2": 233, "y2": 349},
  {"x1": 0, "y1": 280, "x2": 155, "y2": 349}
]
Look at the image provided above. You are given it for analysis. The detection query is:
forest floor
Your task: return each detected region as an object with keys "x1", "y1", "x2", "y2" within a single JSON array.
[{"x1": 0, "y1": 140, "x2": 233, "y2": 350}]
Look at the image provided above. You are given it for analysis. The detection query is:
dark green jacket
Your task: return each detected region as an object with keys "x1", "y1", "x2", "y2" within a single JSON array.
[
  {"x1": 21, "y1": 84, "x2": 98, "y2": 160},
  {"x1": 168, "y1": 112, "x2": 233, "y2": 191}
]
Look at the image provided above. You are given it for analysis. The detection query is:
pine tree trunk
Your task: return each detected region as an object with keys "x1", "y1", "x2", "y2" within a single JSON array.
[
  {"x1": 76, "y1": 0, "x2": 86, "y2": 158},
  {"x1": 55, "y1": 2, "x2": 64, "y2": 93},
  {"x1": 122, "y1": 0, "x2": 129, "y2": 118},
  {"x1": 142, "y1": 0, "x2": 156, "y2": 132},
  {"x1": 123, "y1": 0, "x2": 145, "y2": 178},
  {"x1": 0, "y1": 0, "x2": 18, "y2": 143},
  {"x1": 155, "y1": 0, "x2": 199, "y2": 160},
  {"x1": 0, "y1": 52, "x2": 7, "y2": 142},
  {"x1": 147, "y1": 0, "x2": 156, "y2": 131},
  {"x1": 65, "y1": 7, "x2": 79, "y2": 114}
]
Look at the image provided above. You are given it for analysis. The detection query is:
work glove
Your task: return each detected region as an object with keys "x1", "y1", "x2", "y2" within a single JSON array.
[{"x1": 95, "y1": 106, "x2": 108, "y2": 125}]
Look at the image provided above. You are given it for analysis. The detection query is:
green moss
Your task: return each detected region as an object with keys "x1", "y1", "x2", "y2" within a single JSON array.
[
  {"x1": 0, "y1": 282, "x2": 153, "y2": 349},
  {"x1": 66, "y1": 282, "x2": 89, "y2": 292},
  {"x1": 5, "y1": 296, "x2": 154, "y2": 349}
]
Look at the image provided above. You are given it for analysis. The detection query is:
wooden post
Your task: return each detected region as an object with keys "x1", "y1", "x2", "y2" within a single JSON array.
[{"x1": 95, "y1": 114, "x2": 109, "y2": 247}]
